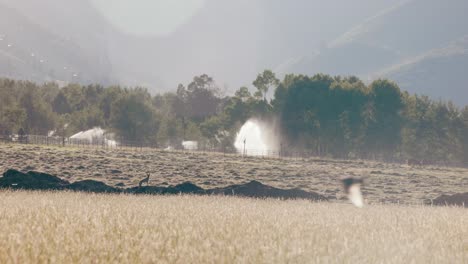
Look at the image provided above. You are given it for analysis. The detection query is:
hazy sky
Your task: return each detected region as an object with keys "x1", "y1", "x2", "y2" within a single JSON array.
[{"x1": 90, "y1": 0, "x2": 206, "y2": 37}]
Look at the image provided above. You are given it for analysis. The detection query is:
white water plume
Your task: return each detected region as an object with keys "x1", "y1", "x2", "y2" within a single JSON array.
[
  {"x1": 234, "y1": 119, "x2": 279, "y2": 156},
  {"x1": 182, "y1": 141, "x2": 198, "y2": 150},
  {"x1": 70, "y1": 127, "x2": 117, "y2": 147}
]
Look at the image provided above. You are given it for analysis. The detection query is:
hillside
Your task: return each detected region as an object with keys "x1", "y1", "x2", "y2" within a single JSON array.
[
  {"x1": 0, "y1": 0, "x2": 392, "y2": 90},
  {"x1": 1, "y1": 0, "x2": 467, "y2": 104},
  {"x1": 0, "y1": 1, "x2": 112, "y2": 85},
  {"x1": 375, "y1": 36, "x2": 468, "y2": 105},
  {"x1": 106, "y1": 0, "x2": 393, "y2": 89},
  {"x1": 287, "y1": 0, "x2": 468, "y2": 104}
]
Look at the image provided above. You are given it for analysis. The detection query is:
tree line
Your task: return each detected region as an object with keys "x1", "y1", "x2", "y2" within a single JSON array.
[{"x1": 0, "y1": 71, "x2": 467, "y2": 165}]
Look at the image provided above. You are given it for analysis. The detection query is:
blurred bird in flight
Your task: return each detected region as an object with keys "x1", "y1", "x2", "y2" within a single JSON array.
[{"x1": 342, "y1": 177, "x2": 364, "y2": 208}]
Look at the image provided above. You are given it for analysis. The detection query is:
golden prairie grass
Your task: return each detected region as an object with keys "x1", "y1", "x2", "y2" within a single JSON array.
[{"x1": 0, "y1": 190, "x2": 466, "y2": 263}]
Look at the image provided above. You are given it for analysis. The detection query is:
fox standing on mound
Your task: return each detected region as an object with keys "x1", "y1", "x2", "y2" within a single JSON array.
[{"x1": 139, "y1": 173, "x2": 150, "y2": 187}]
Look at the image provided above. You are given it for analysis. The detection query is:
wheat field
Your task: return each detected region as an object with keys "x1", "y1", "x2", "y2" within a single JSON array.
[{"x1": 0, "y1": 190, "x2": 466, "y2": 264}]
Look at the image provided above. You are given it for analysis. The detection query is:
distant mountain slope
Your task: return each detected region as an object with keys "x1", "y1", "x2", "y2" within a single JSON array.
[
  {"x1": 0, "y1": 1, "x2": 112, "y2": 85},
  {"x1": 0, "y1": 0, "x2": 467, "y2": 105},
  {"x1": 0, "y1": 0, "x2": 396, "y2": 90},
  {"x1": 287, "y1": 0, "x2": 468, "y2": 105},
  {"x1": 376, "y1": 36, "x2": 468, "y2": 105},
  {"x1": 102, "y1": 0, "x2": 394, "y2": 90},
  {"x1": 329, "y1": 0, "x2": 468, "y2": 56}
]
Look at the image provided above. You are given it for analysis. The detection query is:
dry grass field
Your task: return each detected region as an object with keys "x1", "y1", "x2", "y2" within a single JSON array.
[
  {"x1": 0, "y1": 190, "x2": 466, "y2": 264},
  {"x1": 0, "y1": 143, "x2": 467, "y2": 204},
  {"x1": 0, "y1": 143, "x2": 467, "y2": 263}
]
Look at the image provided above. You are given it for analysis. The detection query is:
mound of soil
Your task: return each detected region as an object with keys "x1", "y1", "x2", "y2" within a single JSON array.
[
  {"x1": 126, "y1": 182, "x2": 205, "y2": 195},
  {"x1": 433, "y1": 193, "x2": 468, "y2": 207},
  {"x1": 171, "y1": 182, "x2": 205, "y2": 194},
  {"x1": 0, "y1": 169, "x2": 69, "y2": 190},
  {"x1": 67, "y1": 180, "x2": 119, "y2": 193},
  {"x1": 0, "y1": 170, "x2": 326, "y2": 201},
  {"x1": 208, "y1": 180, "x2": 327, "y2": 201}
]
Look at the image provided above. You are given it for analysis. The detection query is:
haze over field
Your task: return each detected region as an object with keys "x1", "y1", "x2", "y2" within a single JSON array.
[{"x1": 0, "y1": 0, "x2": 467, "y2": 104}]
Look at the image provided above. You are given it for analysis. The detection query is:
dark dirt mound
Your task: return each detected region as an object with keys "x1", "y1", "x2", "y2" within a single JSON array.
[
  {"x1": 126, "y1": 182, "x2": 205, "y2": 195},
  {"x1": 171, "y1": 182, "x2": 205, "y2": 194},
  {"x1": 0, "y1": 169, "x2": 69, "y2": 190},
  {"x1": 207, "y1": 180, "x2": 327, "y2": 201},
  {"x1": 433, "y1": 193, "x2": 468, "y2": 207},
  {"x1": 0, "y1": 170, "x2": 326, "y2": 201},
  {"x1": 67, "y1": 180, "x2": 119, "y2": 193}
]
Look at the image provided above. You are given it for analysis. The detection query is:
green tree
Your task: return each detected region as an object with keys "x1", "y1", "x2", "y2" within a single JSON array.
[
  {"x1": 110, "y1": 93, "x2": 160, "y2": 143},
  {"x1": 186, "y1": 75, "x2": 221, "y2": 120},
  {"x1": 253, "y1": 70, "x2": 279, "y2": 101},
  {"x1": 0, "y1": 106, "x2": 26, "y2": 135},
  {"x1": 364, "y1": 79, "x2": 403, "y2": 159},
  {"x1": 99, "y1": 86, "x2": 124, "y2": 123},
  {"x1": 52, "y1": 91, "x2": 72, "y2": 114},
  {"x1": 234, "y1": 86, "x2": 252, "y2": 102},
  {"x1": 19, "y1": 83, "x2": 57, "y2": 134}
]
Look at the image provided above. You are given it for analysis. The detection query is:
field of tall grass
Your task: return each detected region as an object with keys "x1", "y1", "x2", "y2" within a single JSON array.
[{"x1": 0, "y1": 190, "x2": 466, "y2": 263}]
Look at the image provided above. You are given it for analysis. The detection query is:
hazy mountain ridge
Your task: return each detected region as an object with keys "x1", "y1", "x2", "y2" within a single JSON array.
[
  {"x1": 0, "y1": 0, "x2": 467, "y2": 104},
  {"x1": 288, "y1": 0, "x2": 468, "y2": 104},
  {"x1": 375, "y1": 36, "x2": 468, "y2": 105},
  {"x1": 329, "y1": 0, "x2": 468, "y2": 56},
  {"x1": 0, "y1": 0, "x2": 112, "y2": 85},
  {"x1": 0, "y1": 0, "x2": 392, "y2": 90},
  {"x1": 378, "y1": 36, "x2": 468, "y2": 77}
]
